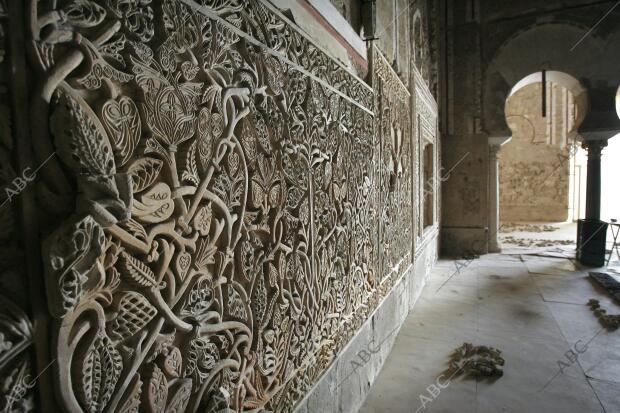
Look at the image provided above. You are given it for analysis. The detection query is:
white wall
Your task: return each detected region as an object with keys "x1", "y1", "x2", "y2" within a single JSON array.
[{"x1": 601, "y1": 134, "x2": 620, "y2": 222}]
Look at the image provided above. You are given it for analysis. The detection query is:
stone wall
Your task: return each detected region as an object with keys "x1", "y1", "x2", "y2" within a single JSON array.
[
  {"x1": 0, "y1": 1, "x2": 439, "y2": 412},
  {"x1": 440, "y1": 0, "x2": 620, "y2": 255},
  {"x1": 500, "y1": 82, "x2": 577, "y2": 222}
]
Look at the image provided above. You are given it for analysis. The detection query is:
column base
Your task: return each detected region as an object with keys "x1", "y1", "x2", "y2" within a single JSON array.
[{"x1": 577, "y1": 219, "x2": 608, "y2": 267}]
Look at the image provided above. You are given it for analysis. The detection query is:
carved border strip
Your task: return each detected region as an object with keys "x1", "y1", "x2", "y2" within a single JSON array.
[
  {"x1": 371, "y1": 45, "x2": 413, "y2": 282},
  {"x1": 413, "y1": 65, "x2": 439, "y2": 240},
  {"x1": 257, "y1": 1, "x2": 370, "y2": 88},
  {"x1": 180, "y1": 0, "x2": 374, "y2": 114}
]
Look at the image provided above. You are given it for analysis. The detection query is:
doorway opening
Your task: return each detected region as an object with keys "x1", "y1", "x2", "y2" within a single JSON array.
[{"x1": 498, "y1": 71, "x2": 587, "y2": 248}]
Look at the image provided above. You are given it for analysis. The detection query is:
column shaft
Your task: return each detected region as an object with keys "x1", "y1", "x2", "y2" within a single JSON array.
[
  {"x1": 584, "y1": 141, "x2": 605, "y2": 220},
  {"x1": 488, "y1": 144, "x2": 501, "y2": 252}
]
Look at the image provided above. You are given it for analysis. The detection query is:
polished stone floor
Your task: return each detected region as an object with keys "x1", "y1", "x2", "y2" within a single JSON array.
[{"x1": 360, "y1": 244, "x2": 620, "y2": 413}]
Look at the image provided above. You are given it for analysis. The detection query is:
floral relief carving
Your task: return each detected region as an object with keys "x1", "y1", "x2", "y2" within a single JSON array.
[
  {"x1": 0, "y1": 0, "x2": 431, "y2": 411},
  {"x1": 372, "y1": 45, "x2": 413, "y2": 280}
]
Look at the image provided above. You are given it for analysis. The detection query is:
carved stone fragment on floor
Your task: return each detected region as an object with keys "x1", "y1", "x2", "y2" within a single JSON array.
[
  {"x1": 446, "y1": 343, "x2": 505, "y2": 379},
  {"x1": 587, "y1": 299, "x2": 620, "y2": 330}
]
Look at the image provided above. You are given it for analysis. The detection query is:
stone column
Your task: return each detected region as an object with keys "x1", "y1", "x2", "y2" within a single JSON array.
[
  {"x1": 577, "y1": 137, "x2": 610, "y2": 266},
  {"x1": 488, "y1": 136, "x2": 511, "y2": 252},
  {"x1": 582, "y1": 139, "x2": 607, "y2": 220},
  {"x1": 575, "y1": 85, "x2": 620, "y2": 264}
]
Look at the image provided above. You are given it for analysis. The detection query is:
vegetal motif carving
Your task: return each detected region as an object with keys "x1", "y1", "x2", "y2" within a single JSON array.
[
  {"x1": 0, "y1": 0, "x2": 435, "y2": 411},
  {"x1": 372, "y1": 45, "x2": 413, "y2": 280},
  {"x1": 101, "y1": 96, "x2": 141, "y2": 166}
]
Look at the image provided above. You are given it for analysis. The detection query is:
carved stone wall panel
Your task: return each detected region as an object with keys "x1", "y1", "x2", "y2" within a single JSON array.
[
  {"x1": 184, "y1": 0, "x2": 374, "y2": 109},
  {"x1": 411, "y1": 4, "x2": 433, "y2": 92},
  {"x1": 371, "y1": 46, "x2": 412, "y2": 282},
  {"x1": 413, "y1": 65, "x2": 439, "y2": 241},
  {"x1": 6, "y1": 0, "x2": 413, "y2": 412}
]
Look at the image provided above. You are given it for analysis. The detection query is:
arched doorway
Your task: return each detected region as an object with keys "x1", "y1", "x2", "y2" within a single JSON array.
[{"x1": 498, "y1": 71, "x2": 588, "y2": 248}]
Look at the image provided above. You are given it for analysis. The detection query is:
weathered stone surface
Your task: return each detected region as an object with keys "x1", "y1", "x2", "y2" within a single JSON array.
[{"x1": 500, "y1": 82, "x2": 577, "y2": 222}]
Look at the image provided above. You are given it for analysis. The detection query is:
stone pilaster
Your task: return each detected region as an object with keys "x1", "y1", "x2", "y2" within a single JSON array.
[{"x1": 488, "y1": 136, "x2": 511, "y2": 252}]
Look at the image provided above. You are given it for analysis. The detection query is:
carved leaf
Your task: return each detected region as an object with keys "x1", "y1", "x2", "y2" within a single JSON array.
[
  {"x1": 192, "y1": 205, "x2": 212, "y2": 236},
  {"x1": 180, "y1": 276, "x2": 214, "y2": 320},
  {"x1": 108, "y1": 291, "x2": 157, "y2": 342},
  {"x1": 163, "y1": 347, "x2": 183, "y2": 378},
  {"x1": 127, "y1": 157, "x2": 163, "y2": 193},
  {"x1": 181, "y1": 140, "x2": 199, "y2": 186},
  {"x1": 118, "y1": 218, "x2": 148, "y2": 243},
  {"x1": 165, "y1": 379, "x2": 192, "y2": 413},
  {"x1": 181, "y1": 61, "x2": 199, "y2": 81},
  {"x1": 228, "y1": 151, "x2": 240, "y2": 177},
  {"x1": 129, "y1": 41, "x2": 154, "y2": 64},
  {"x1": 62, "y1": 0, "x2": 106, "y2": 28},
  {"x1": 255, "y1": 116, "x2": 271, "y2": 152},
  {"x1": 251, "y1": 178, "x2": 266, "y2": 211},
  {"x1": 333, "y1": 180, "x2": 347, "y2": 202},
  {"x1": 146, "y1": 365, "x2": 168, "y2": 413},
  {"x1": 51, "y1": 88, "x2": 115, "y2": 177},
  {"x1": 101, "y1": 96, "x2": 141, "y2": 166},
  {"x1": 100, "y1": 35, "x2": 127, "y2": 66},
  {"x1": 251, "y1": 274, "x2": 267, "y2": 324},
  {"x1": 175, "y1": 251, "x2": 191, "y2": 282},
  {"x1": 79, "y1": 333, "x2": 122, "y2": 413},
  {"x1": 77, "y1": 60, "x2": 133, "y2": 90},
  {"x1": 140, "y1": 84, "x2": 197, "y2": 147},
  {"x1": 268, "y1": 262, "x2": 279, "y2": 288},
  {"x1": 269, "y1": 183, "x2": 281, "y2": 208},
  {"x1": 118, "y1": 375, "x2": 142, "y2": 413},
  {"x1": 228, "y1": 286, "x2": 248, "y2": 322},
  {"x1": 120, "y1": 251, "x2": 158, "y2": 288},
  {"x1": 202, "y1": 86, "x2": 222, "y2": 116},
  {"x1": 241, "y1": 119, "x2": 257, "y2": 164},
  {"x1": 132, "y1": 182, "x2": 174, "y2": 223},
  {"x1": 194, "y1": 238, "x2": 216, "y2": 271}
]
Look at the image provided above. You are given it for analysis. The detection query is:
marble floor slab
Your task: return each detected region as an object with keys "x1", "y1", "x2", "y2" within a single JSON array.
[{"x1": 360, "y1": 250, "x2": 619, "y2": 413}]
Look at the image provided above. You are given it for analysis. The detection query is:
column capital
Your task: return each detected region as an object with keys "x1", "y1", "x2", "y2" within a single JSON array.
[
  {"x1": 488, "y1": 135, "x2": 511, "y2": 147},
  {"x1": 489, "y1": 143, "x2": 501, "y2": 158},
  {"x1": 488, "y1": 135, "x2": 511, "y2": 159},
  {"x1": 581, "y1": 139, "x2": 608, "y2": 159}
]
